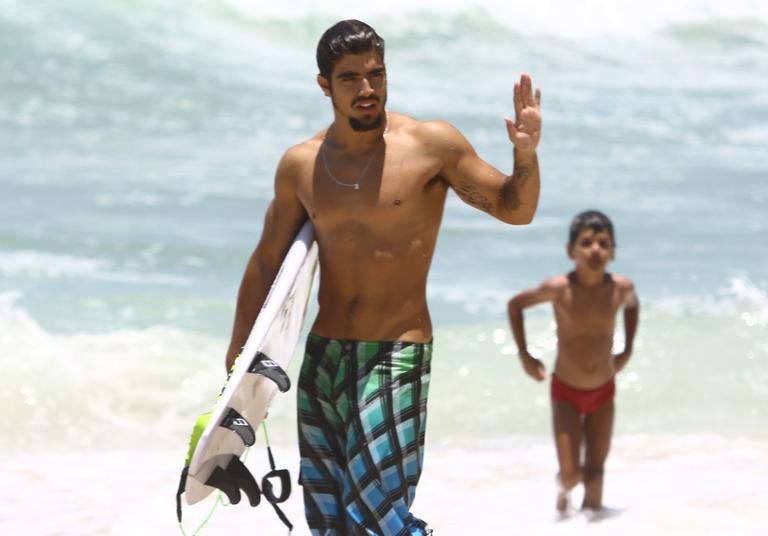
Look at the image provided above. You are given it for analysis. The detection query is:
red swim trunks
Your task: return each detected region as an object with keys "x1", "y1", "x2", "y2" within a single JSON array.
[{"x1": 550, "y1": 375, "x2": 615, "y2": 415}]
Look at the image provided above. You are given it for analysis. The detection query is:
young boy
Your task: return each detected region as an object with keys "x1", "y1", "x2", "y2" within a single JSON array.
[{"x1": 507, "y1": 210, "x2": 639, "y2": 516}]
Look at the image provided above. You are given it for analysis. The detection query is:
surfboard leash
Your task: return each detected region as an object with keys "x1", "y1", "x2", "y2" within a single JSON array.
[
  {"x1": 261, "y1": 421, "x2": 294, "y2": 532},
  {"x1": 177, "y1": 423, "x2": 294, "y2": 534},
  {"x1": 177, "y1": 491, "x2": 225, "y2": 536}
]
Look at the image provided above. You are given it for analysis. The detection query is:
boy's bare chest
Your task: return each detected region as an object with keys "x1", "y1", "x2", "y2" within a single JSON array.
[{"x1": 557, "y1": 285, "x2": 622, "y2": 325}]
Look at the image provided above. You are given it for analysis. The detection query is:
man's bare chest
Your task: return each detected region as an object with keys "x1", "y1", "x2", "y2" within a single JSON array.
[{"x1": 298, "y1": 145, "x2": 445, "y2": 222}]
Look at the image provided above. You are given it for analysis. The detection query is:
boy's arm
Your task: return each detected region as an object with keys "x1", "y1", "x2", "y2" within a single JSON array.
[
  {"x1": 224, "y1": 148, "x2": 308, "y2": 371},
  {"x1": 507, "y1": 278, "x2": 560, "y2": 381},
  {"x1": 614, "y1": 280, "x2": 640, "y2": 372}
]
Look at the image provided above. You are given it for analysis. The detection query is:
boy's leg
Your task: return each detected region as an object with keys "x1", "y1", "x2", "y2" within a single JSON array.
[
  {"x1": 582, "y1": 399, "x2": 614, "y2": 510},
  {"x1": 551, "y1": 399, "x2": 582, "y2": 511}
]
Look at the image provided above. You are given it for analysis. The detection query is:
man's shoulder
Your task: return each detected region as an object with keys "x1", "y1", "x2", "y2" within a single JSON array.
[
  {"x1": 390, "y1": 113, "x2": 458, "y2": 142},
  {"x1": 278, "y1": 133, "x2": 325, "y2": 169},
  {"x1": 406, "y1": 116, "x2": 457, "y2": 138}
]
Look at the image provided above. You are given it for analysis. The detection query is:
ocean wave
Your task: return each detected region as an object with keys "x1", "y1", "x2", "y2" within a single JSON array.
[
  {"x1": 218, "y1": 0, "x2": 767, "y2": 37},
  {"x1": 2, "y1": 278, "x2": 767, "y2": 454},
  {"x1": 4, "y1": 0, "x2": 766, "y2": 63},
  {"x1": 0, "y1": 292, "x2": 226, "y2": 451},
  {"x1": 660, "y1": 17, "x2": 768, "y2": 49},
  {"x1": 427, "y1": 275, "x2": 768, "y2": 325},
  {"x1": 0, "y1": 251, "x2": 108, "y2": 279},
  {"x1": 653, "y1": 276, "x2": 768, "y2": 326},
  {"x1": 0, "y1": 250, "x2": 193, "y2": 285}
]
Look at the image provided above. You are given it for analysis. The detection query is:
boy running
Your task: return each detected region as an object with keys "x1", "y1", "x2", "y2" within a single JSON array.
[{"x1": 507, "y1": 210, "x2": 639, "y2": 516}]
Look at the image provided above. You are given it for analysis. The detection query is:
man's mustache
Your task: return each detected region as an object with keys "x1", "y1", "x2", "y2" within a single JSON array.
[{"x1": 352, "y1": 96, "x2": 381, "y2": 106}]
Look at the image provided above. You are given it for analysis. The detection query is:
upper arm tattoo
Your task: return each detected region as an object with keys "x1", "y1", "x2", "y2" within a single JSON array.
[{"x1": 457, "y1": 182, "x2": 493, "y2": 213}]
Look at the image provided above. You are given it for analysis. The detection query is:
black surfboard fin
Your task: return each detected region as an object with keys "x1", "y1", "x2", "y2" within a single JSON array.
[
  {"x1": 220, "y1": 408, "x2": 256, "y2": 446},
  {"x1": 228, "y1": 456, "x2": 262, "y2": 507},
  {"x1": 248, "y1": 351, "x2": 291, "y2": 392},
  {"x1": 205, "y1": 463, "x2": 242, "y2": 505},
  {"x1": 204, "y1": 456, "x2": 261, "y2": 507}
]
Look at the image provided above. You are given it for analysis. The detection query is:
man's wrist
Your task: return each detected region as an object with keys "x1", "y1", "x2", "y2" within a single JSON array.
[{"x1": 514, "y1": 147, "x2": 537, "y2": 162}]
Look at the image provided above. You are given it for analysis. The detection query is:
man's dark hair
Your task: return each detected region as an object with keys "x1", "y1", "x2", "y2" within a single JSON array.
[
  {"x1": 568, "y1": 210, "x2": 616, "y2": 246},
  {"x1": 316, "y1": 20, "x2": 385, "y2": 79}
]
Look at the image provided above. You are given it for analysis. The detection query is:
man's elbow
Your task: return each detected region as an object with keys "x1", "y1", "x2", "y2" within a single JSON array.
[
  {"x1": 498, "y1": 204, "x2": 537, "y2": 225},
  {"x1": 514, "y1": 208, "x2": 536, "y2": 225}
]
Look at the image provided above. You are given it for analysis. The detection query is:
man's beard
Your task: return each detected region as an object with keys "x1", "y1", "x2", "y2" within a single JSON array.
[
  {"x1": 349, "y1": 113, "x2": 383, "y2": 132},
  {"x1": 331, "y1": 92, "x2": 386, "y2": 132}
]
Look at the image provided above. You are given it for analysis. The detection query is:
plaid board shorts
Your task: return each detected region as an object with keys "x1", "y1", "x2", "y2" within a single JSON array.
[{"x1": 297, "y1": 334, "x2": 433, "y2": 536}]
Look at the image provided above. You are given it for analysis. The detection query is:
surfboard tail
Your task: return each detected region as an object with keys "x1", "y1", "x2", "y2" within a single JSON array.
[{"x1": 176, "y1": 441, "x2": 294, "y2": 531}]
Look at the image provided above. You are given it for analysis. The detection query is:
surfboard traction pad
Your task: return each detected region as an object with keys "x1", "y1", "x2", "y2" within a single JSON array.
[{"x1": 176, "y1": 352, "x2": 293, "y2": 528}]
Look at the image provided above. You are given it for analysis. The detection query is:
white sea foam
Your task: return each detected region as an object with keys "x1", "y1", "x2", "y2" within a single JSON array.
[
  {"x1": 1, "y1": 435, "x2": 766, "y2": 535},
  {"x1": 653, "y1": 276, "x2": 768, "y2": 327},
  {"x1": 222, "y1": 0, "x2": 768, "y2": 40},
  {"x1": 0, "y1": 293, "x2": 226, "y2": 452},
  {"x1": 729, "y1": 276, "x2": 768, "y2": 326}
]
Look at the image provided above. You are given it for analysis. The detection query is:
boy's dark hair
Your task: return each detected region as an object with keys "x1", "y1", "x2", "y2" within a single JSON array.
[
  {"x1": 568, "y1": 210, "x2": 616, "y2": 246},
  {"x1": 316, "y1": 20, "x2": 385, "y2": 79}
]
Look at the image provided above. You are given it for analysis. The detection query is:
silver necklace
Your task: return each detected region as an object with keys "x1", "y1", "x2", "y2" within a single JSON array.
[{"x1": 321, "y1": 116, "x2": 388, "y2": 190}]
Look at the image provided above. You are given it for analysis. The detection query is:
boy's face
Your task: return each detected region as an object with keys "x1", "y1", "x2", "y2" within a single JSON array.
[{"x1": 567, "y1": 227, "x2": 614, "y2": 273}]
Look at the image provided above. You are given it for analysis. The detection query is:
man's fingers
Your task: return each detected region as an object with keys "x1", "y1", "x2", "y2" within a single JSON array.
[
  {"x1": 516, "y1": 74, "x2": 541, "y2": 113},
  {"x1": 504, "y1": 116, "x2": 518, "y2": 141},
  {"x1": 521, "y1": 73, "x2": 534, "y2": 108}
]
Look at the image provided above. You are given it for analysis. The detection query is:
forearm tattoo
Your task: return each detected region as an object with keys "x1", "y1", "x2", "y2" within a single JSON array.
[
  {"x1": 503, "y1": 156, "x2": 537, "y2": 211},
  {"x1": 502, "y1": 178, "x2": 521, "y2": 210},
  {"x1": 457, "y1": 183, "x2": 493, "y2": 213}
]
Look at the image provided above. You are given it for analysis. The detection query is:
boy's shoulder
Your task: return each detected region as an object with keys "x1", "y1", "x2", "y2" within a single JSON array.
[
  {"x1": 610, "y1": 273, "x2": 636, "y2": 290},
  {"x1": 609, "y1": 273, "x2": 639, "y2": 304},
  {"x1": 540, "y1": 273, "x2": 571, "y2": 292}
]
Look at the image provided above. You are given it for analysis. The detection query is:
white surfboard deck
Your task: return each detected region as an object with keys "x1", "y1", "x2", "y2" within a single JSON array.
[{"x1": 184, "y1": 221, "x2": 318, "y2": 505}]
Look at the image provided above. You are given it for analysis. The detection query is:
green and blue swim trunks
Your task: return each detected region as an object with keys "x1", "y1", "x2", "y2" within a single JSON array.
[{"x1": 297, "y1": 334, "x2": 433, "y2": 536}]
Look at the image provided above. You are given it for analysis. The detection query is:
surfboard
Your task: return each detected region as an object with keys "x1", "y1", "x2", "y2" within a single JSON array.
[{"x1": 176, "y1": 220, "x2": 318, "y2": 521}]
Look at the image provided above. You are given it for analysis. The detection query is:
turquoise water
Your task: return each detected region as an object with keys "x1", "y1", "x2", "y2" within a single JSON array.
[{"x1": 1, "y1": 0, "x2": 767, "y2": 451}]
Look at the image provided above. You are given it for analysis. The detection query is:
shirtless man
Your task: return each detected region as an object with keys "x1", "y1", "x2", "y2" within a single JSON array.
[
  {"x1": 225, "y1": 20, "x2": 542, "y2": 535},
  {"x1": 507, "y1": 210, "x2": 639, "y2": 517}
]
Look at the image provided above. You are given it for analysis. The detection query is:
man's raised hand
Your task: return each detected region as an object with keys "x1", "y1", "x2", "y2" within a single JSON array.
[{"x1": 505, "y1": 73, "x2": 542, "y2": 153}]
